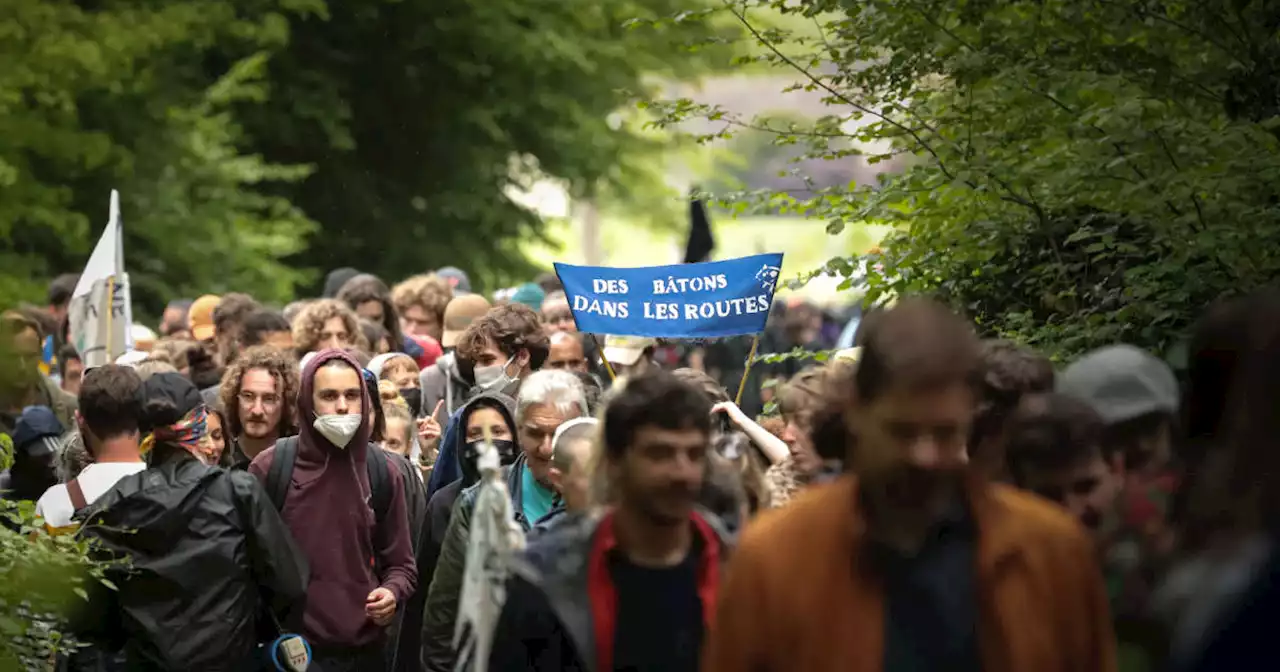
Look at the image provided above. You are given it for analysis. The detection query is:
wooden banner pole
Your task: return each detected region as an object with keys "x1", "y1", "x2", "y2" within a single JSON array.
[
  {"x1": 734, "y1": 334, "x2": 761, "y2": 406},
  {"x1": 595, "y1": 334, "x2": 617, "y2": 381}
]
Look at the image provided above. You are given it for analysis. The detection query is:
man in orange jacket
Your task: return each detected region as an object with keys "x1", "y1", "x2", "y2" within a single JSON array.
[{"x1": 703, "y1": 298, "x2": 1116, "y2": 672}]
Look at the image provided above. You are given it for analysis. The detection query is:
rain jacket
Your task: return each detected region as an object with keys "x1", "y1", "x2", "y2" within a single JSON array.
[
  {"x1": 421, "y1": 454, "x2": 530, "y2": 672},
  {"x1": 72, "y1": 452, "x2": 308, "y2": 671},
  {"x1": 488, "y1": 508, "x2": 732, "y2": 672}
]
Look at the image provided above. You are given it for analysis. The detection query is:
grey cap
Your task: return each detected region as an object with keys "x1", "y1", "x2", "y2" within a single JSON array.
[
  {"x1": 436, "y1": 266, "x2": 472, "y2": 294},
  {"x1": 1057, "y1": 344, "x2": 1179, "y2": 424}
]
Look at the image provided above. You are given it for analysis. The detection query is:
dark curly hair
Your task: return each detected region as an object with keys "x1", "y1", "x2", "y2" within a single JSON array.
[
  {"x1": 456, "y1": 303, "x2": 550, "y2": 370},
  {"x1": 218, "y1": 345, "x2": 300, "y2": 438}
]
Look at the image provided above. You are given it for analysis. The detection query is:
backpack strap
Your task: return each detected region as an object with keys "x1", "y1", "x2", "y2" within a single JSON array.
[
  {"x1": 266, "y1": 436, "x2": 299, "y2": 512},
  {"x1": 66, "y1": 478, "x2": 87, "y2": 511},
  {"x1": 365, "y1": 444, "x2": 391, "y2": 526}
]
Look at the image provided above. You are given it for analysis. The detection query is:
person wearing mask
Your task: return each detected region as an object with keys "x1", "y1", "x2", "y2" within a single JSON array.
[
  {"x1": 73, "y1": 372, "x2": 309, "y2": 671},
  {"x1": 603, "y1": 335, "x2": 657, "y2": 378},
  {"x1": 1, "y1": 311, "x2": 76, "y2": 435},
  {"x1": 702, "y1": 299, "x2": 1116, "y2": 672},
  {"x1": 249, "y1": 350, "x2": 417, "y2": 670},
  {"x1": 392, "y1": 273, "x2": 453, "y2": 343},
  {"x1": 545, "y1": 331, "x2": 589, "y2": 374},
  {"x1": 219, "y1": 345, "x2": 299, "y2": 469},
  {"x1": 529, "y1": 417, "x2": 599, "y2": 537},
  {"x1": 488, "y1": 371, "x2": 730, "y2": 672},
  {"x1": 426, "y1": 303, "x2": 550, "y2": 496},
  {"x1": 419, "y1": 392, "x2": 518, "y2": 598},
  {"x1": 240, "y1": 309, "x2": 294, "y2": 352},
  {"x1": 58, "y1": 345, "x2": 84, "y2": 396},
  {"x1": 36, "y1": 365, "x2": 146, "y2": 531},
  {"x1": 419, "y1": 293, "x2": 491, "y2": 418},
  {"x1": 291, "y1": 299, "x2": 363, "y2": 356},
  {"x1": 540, "y1": 290, "x2": 576, "y2": 335},
  {"x1": 423, "y1": 370, "x2": 585, "y2": 672}
]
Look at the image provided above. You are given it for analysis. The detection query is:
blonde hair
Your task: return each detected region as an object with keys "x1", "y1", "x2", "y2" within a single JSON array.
[
  {"x1": 378, "y1": 379, "x2": 407, "y2": 408},
  {"x1": 391, "y1": 274, "x2": 453, "y2": 323}
]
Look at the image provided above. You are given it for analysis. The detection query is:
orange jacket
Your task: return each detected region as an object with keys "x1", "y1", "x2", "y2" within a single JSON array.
[{"x1": 703, "y1": 475, "x2": 1117, "y2": 672}]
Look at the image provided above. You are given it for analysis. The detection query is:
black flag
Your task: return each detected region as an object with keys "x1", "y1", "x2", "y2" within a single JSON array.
[{"x1": 684, "y1": 192, "x2": 715, "y2": 264}]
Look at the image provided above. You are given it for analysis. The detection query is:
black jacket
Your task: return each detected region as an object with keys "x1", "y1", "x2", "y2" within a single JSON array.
[
  {"x1": 73, "y1": 452, "x2": 309, "y2": 671},
  {"x1": 386, "y1": 450, "x2": 429, "y2": 672}
]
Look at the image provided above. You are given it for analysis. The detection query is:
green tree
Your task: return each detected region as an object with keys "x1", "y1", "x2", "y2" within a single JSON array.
[
  {"x1": 651, "y1": 0, "x2": 1280, "y2": 360},
  {"x1": 0, "y1": 0, "x2": 319, "y2": 318},
  {"x1": 224, "y1": 0, "x2": 738, "y2": 292}
]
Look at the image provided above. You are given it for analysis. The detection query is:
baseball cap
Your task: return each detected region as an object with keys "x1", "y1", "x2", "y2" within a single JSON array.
[
  {"x1": 188, "y1": 294, "x2": 221, "y2": 342},
  {"x1": 603, "y1": 335, "x2": 657, "y2": 367},
  {"x1": 437, "y1": 267, "x2": 472, "y2": 294},
  {"x1": 1057, "y1": 344, "x2": 1179, "y2": 424},
  {"x1": 441, "y1": 294, "x2": 492, "y2": 348},
  {"x1": 13, "y1": 406, "x2": 64, "y2": 459}
]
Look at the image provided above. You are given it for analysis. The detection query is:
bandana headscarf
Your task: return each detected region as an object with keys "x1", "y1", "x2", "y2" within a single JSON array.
[{"x1": 140, "y1": 405, "x2": 214, "y2": 463}]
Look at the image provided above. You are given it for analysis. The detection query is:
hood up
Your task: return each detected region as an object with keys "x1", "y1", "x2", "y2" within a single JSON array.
[
  {"x1": 294, "y1": 348, "x2": 374, "y2": 484},
  {"x1": 454, "y1": 391, "x2": 518, "y2": 486}
]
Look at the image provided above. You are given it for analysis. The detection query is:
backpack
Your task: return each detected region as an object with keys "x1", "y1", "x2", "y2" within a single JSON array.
[{"x1": 265, "y1": 436, "x2": 392, "y2": 526}]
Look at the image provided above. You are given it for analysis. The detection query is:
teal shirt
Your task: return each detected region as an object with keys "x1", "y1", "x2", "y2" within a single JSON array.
[{"x1": 520, "y1": 465, "x2": 556, "y2": 523}]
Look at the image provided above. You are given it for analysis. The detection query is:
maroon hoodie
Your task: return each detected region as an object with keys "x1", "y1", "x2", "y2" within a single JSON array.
[{"x1": 249, "y1": 349, "x2": 418, "y2": 648}]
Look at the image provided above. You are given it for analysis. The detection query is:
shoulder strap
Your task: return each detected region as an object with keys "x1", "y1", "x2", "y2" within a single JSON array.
[
  {"x1": 266, "y1": 436, "x2": 299, "y2": 512},
  {"x1": 366, "y1": 444, "x2": 391, "y2": 525},
  {"x1": 66, "y1": 478, "x2": 88, "y2": 511}
]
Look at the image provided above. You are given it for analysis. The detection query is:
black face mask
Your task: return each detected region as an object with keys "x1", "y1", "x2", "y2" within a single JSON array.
[
  {"x1": 460, "y1": 438, "x2": 517, "y2": 483},
  {"x1": 399, "y1": 387, "x2": 423, "y2": 416}
]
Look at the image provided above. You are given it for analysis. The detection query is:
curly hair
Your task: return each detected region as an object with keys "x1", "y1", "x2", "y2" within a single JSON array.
[
  {"x1": 218, "y1": 345, "x2": 300, "y2": 438},
  {"x1": 339, "y1": 274, "x2": 406, "y2": 353},
  {"x1": 391, "y1": 274, "x2": 453, "y2": 324},
  {"x1": 456, "y1": 303, "x2": 550, "y2": 369},
  {"x1": 291, "y1": 298, "x2": 365, "y2": 355}
]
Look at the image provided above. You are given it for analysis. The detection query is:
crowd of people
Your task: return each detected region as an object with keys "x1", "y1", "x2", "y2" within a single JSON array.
[{"x1": 1, "y1": 263, "x2": 1278, "y2": 672}]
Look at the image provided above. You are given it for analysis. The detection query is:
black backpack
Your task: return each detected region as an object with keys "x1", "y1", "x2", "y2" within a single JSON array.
[{"x1": 265, "y1": 436, "x2": 392, "y2": 525}]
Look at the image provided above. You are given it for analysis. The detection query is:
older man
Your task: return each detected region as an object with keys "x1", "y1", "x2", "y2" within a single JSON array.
[
  {"x1": 545, "y1": 331, "x2": 589, "y2": 374},
  {"x1": 422, "y1": 369, "x2": 587, "y2": 672}
]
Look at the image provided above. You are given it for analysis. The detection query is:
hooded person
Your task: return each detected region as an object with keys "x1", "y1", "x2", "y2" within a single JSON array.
[
  {"x1": 419, "y1": 392, "x2": 519, "y2": 591},
  {"x1": 72, "y1": 373, "x2": 309, "y2": 671},
  {"x1": 248, "y1": 349, "x2": 418, "y2": 670}
]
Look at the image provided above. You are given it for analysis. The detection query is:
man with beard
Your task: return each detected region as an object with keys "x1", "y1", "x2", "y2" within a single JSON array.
[
  {"x1": 219, "y1": 345, "x2": 299, "y2": 469},
  {"x1": 702, "y1": 298, "x2": 1116, "y2": 672},
  {"x1": 487, "y1": 371, "x2": 731, "y2": 672}
]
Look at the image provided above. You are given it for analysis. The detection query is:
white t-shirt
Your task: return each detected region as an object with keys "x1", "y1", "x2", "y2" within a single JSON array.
[{"x1": 36, "y1": 462, "x2": 148, "y2": 529}]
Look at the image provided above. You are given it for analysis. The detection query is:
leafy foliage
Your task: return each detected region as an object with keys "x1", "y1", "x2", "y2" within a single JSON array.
[
  {"x1": 0, "y1": 1, "x2": 317, "y2": 318},
  {"x1": 650, "y1": 0, "x2": 1280, "y2": 359}
]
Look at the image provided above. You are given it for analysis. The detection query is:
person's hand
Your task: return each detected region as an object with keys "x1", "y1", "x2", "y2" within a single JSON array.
[
  {"x1": 417, "y1": 400, "x2": 444, "y2": 451},
  {"x1": 711, "y1": 401, "x2": 749, "y2": 428},
  {"x1": 366, "y1": 587, "x2": 397, "y2": 626}
]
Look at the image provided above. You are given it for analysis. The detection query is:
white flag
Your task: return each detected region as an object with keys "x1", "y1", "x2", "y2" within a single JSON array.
[
  {"x1": 68, "y1": 190, "x2": 133, "y2": 368},
  {"x1": 453, "y1": 438, "x2": 526, "y2": 672}
]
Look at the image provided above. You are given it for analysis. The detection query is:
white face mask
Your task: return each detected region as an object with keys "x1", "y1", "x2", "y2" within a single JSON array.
[
  {"x1": 474, "y1": 354, "x2": 519, "y2": 391},
  {"x1": 313, "y1": 413, "x2": 363, "y2": 448}
]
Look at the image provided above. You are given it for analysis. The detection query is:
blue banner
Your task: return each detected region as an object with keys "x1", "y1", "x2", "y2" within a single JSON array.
[{"x1": 554, "y1": 253, "x2": 784, "y2": 338}]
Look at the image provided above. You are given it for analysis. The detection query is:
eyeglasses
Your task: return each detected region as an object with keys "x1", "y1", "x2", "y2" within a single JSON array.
[{"x1": 238, "y1": 391, "x2": 281, "y2": 409}]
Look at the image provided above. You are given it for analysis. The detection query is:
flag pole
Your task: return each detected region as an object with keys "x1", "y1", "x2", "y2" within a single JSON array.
[
  {"x1": 103, "y1": 276, "x2": 116, "y2": 361},
  {"x1": 734, "y1": 334, "x2": 761, "y2": 406},
  {"x1": 595, "y1": 334, "x2": 616, "y2": 381}
]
